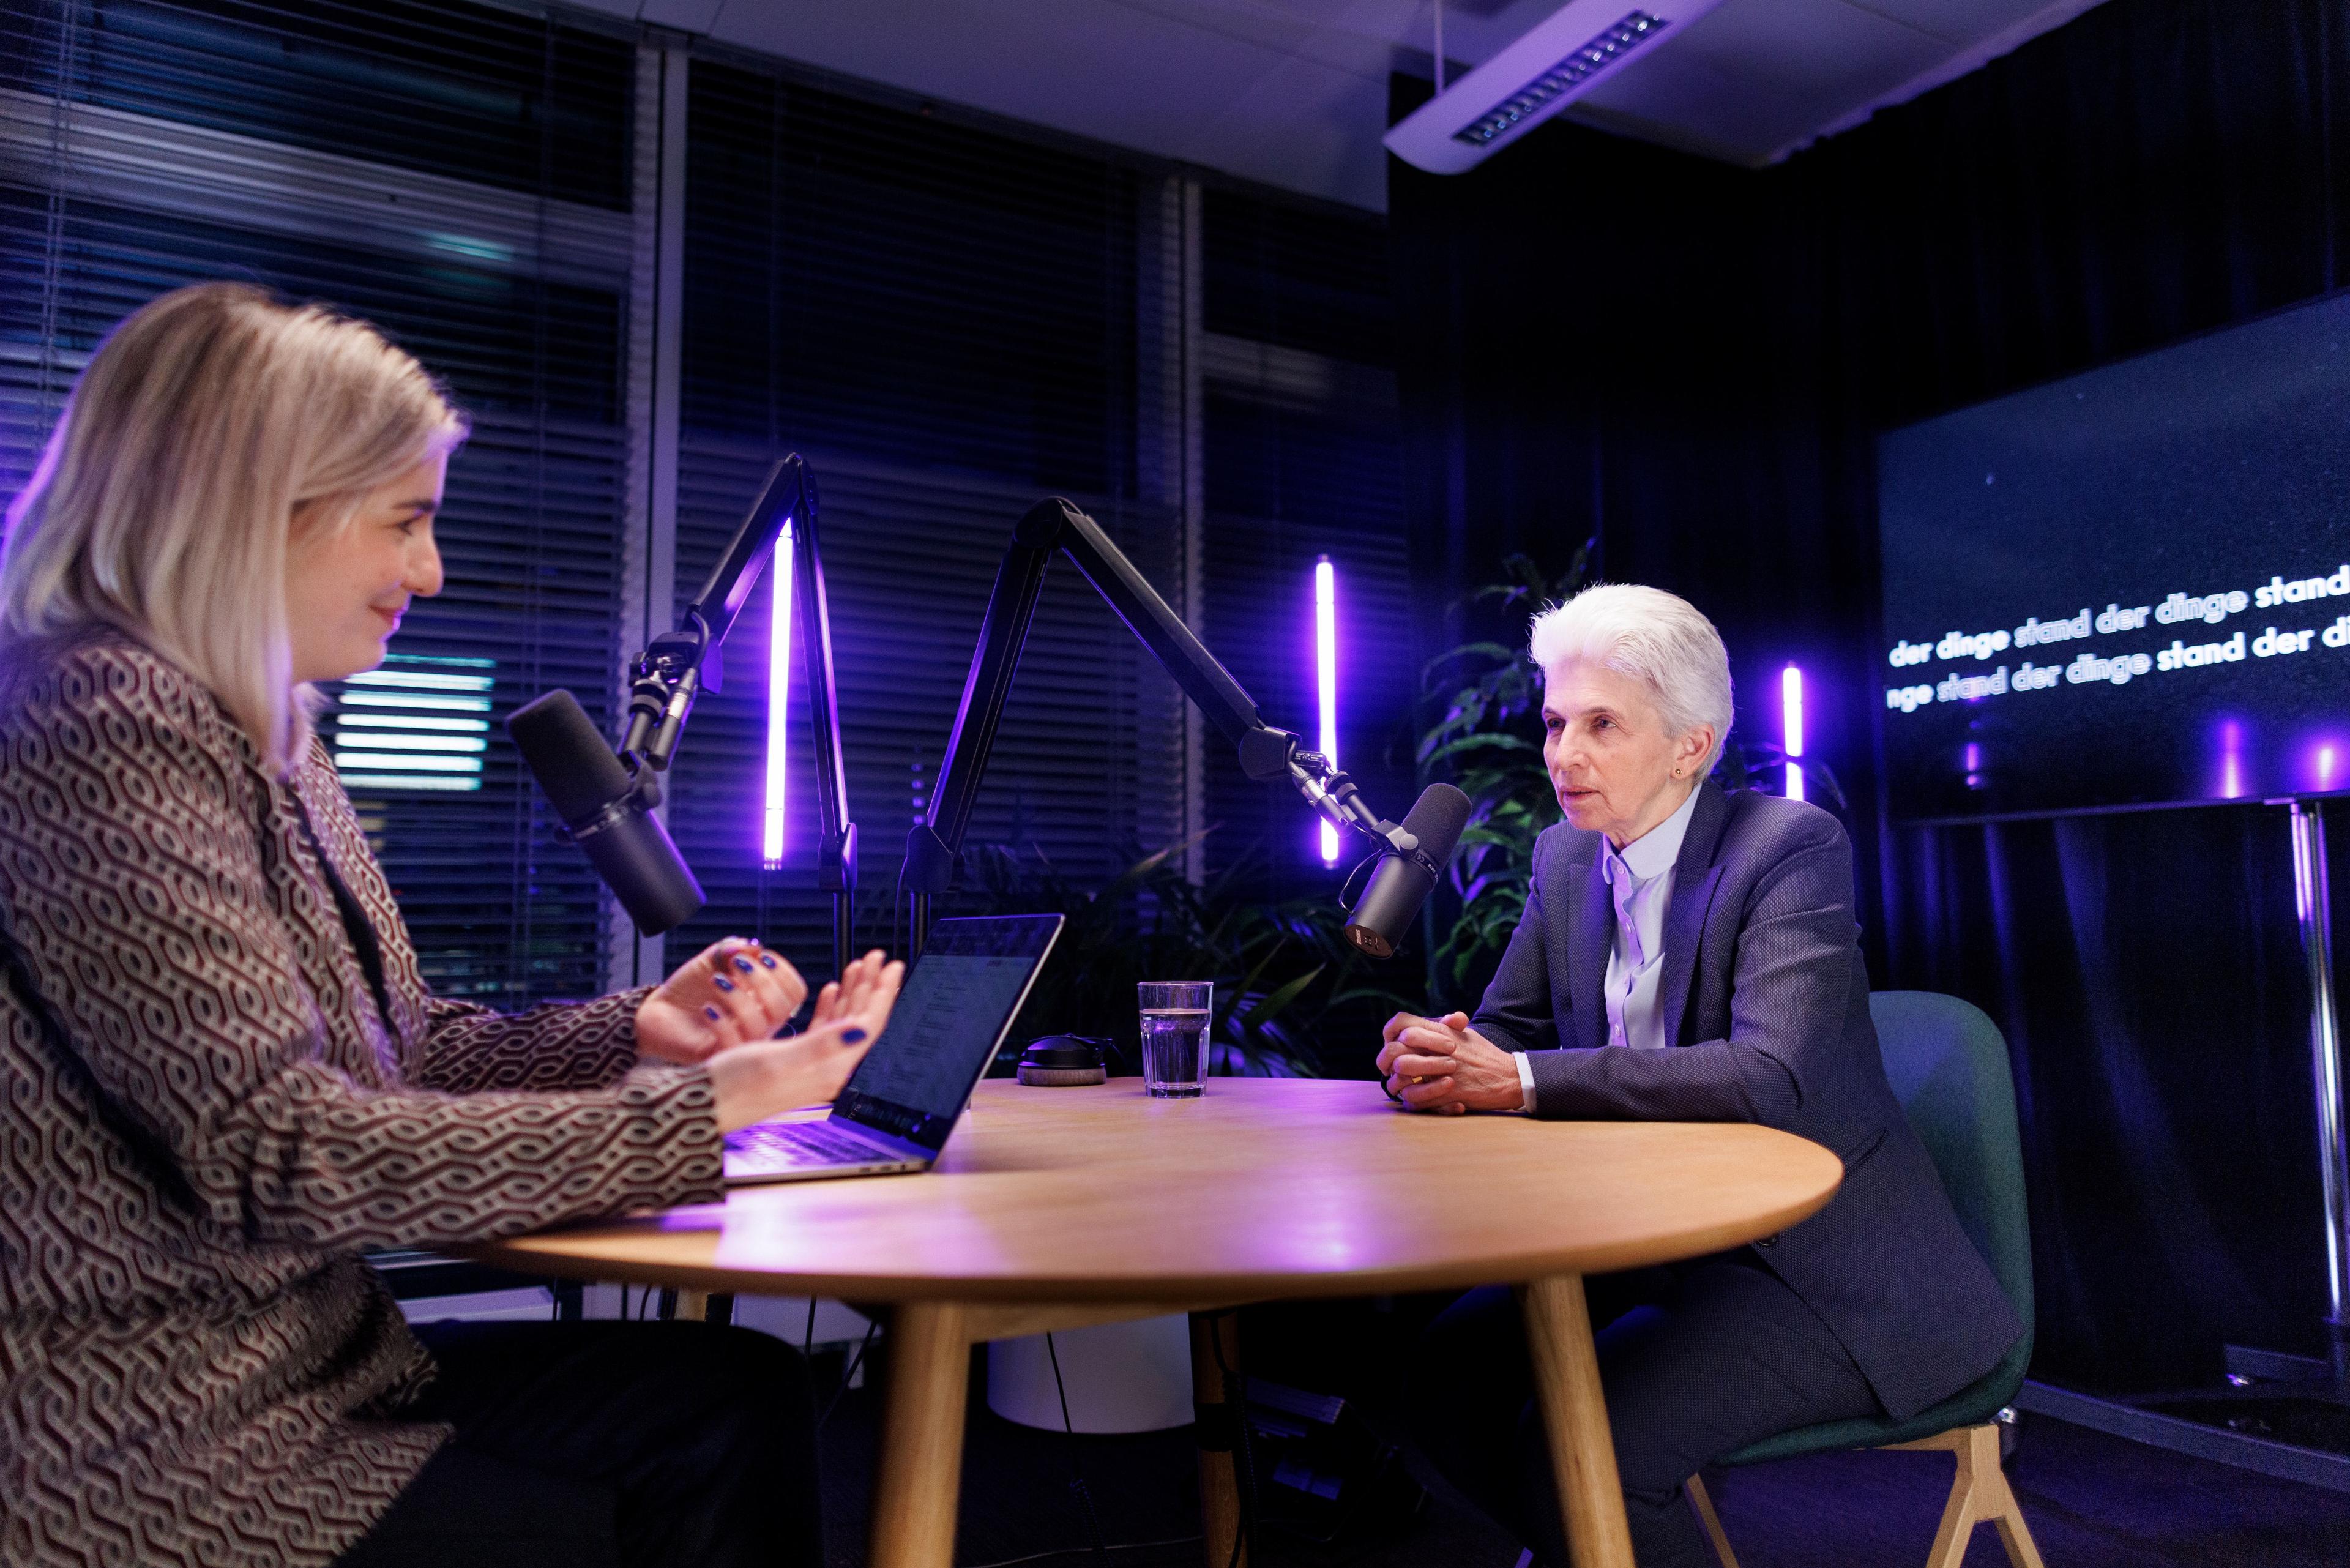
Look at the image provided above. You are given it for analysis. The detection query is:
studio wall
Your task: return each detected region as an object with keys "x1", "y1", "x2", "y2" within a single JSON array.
[
  {"x1": 1390, "y1": 0, "x2": 2350, "y2": 1392},
  {"x1": 5, "y1": 0, "x2": 1416, "y2": 1010}
]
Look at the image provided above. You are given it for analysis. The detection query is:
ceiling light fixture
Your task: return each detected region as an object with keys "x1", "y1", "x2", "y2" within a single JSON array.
[{"x1": 1385, "y1": 0, "x2": 1721, "y2": 174}]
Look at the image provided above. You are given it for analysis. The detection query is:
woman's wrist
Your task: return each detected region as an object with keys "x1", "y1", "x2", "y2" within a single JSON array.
[{"x1": 707, "y1": 1043, "x2": 783, "y2": 1133}]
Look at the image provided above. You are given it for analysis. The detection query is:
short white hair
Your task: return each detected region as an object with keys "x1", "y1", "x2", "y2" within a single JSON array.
[{"x1": 1528, "y1": 583, "x2": 1734, "y2": 773}]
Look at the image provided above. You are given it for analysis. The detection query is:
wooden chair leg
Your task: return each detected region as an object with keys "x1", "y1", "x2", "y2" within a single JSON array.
[
  {"x1": 1971, "y1": 1426, "x2": 2047, "y2": 1568},
  {"x1": 1883, "y1": 1424, "x2": 2046, "y2": 1568},
  {"x1": 1990, "y1": 1504, "x2": 2050, "y2": 1568},
  {"x1": 1685, "y1": 1474, "x2": 1741, "y2": 1568}
]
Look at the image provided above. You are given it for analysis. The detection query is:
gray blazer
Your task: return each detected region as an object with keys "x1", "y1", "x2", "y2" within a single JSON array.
[{"x1": 1472, "y1": 778, "x2": 2023, "y2": 1420}]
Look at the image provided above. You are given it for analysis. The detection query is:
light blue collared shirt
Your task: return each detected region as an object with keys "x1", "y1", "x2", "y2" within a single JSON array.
[{"x1": 1514, "y1": 783, "x2": 1701, "y2": 1111}]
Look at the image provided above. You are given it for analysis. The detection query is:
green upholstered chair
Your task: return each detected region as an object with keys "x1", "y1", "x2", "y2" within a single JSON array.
[{"x1": 1687, "y1": 991, "x2": 2045, "y2": 1568}]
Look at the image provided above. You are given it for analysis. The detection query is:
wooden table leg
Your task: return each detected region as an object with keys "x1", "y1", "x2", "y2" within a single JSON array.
[
  {"x1": 1189, "y1": 1310, "x2": 1247, "y2": 1568},
  {"x1": 871, "y1": 1302, "x2": 972, "y2": 1568},
  {"x1": 1518, "y1": 1275, "x2": 1635, "y2": 1568}
]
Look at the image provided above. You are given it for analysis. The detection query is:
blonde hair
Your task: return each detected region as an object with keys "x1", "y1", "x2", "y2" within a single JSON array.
[
  {"x1": 0, "y1": 283, "x2": 466, "y2": 774},
  {"x1": 1529, "y1": 583, "x2": 1735, "y2": 772}
]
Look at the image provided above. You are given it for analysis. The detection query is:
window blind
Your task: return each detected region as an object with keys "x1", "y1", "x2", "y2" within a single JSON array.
[
  {"x1": 3, "y1": 1, "x2": 1420, "y2": 1002},
  {"x1": 1196, "y1": 189, "x2": 1414, "y2": 902},
  {"x1": 663, "y1": 58, "x2": 1182, "y2": 975},
  {"x1": 1203, "y1": 185, "x2": 1397, "y2": 361},
  {"x1": 681, "y1": 59, "x2": 1141, "y2": 495},
  {"x1": 1, "y1": 0, "x2": 632, "y2": 209},
  {"x1": 0, "y1": 0, "x2": 639, "y2": 1004}
]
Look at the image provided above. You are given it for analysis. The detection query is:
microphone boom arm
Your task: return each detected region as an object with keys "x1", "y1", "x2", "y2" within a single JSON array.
[
  {"x1": 618, "y1": 454, "x2": 860, "y2": 977},
  {"x1": 900, "y1": 496, "x2": 1416, "y2": 955},
  {"x1": 793, "y1": 473, "x2": 859, "y2": 980}
]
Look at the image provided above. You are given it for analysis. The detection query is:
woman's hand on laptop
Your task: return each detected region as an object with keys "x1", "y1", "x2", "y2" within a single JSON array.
[{"x1": 706, "y1": 950, "x2": 908, "y2": 1132}]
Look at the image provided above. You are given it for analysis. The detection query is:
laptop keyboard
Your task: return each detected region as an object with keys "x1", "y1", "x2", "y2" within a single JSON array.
[{"x1": 726, "y1": 1119, "x2": 898, "y2": 1168}]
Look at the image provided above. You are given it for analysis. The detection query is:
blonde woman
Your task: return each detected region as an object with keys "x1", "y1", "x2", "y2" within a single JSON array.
[{"x1": 0, "y1": 283, "x2": 902, "y2": 1568}]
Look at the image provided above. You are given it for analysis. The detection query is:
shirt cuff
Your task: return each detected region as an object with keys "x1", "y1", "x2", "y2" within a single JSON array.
[{"x1": 1513, "y1": 1051, "x2": 1537, "y2": 1115}]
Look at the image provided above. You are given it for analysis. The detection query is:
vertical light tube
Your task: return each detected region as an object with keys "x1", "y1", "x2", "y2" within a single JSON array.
[
  {"x1": 1316, "y1": 556, "x2": 1339, "y2": 864},
  {"x1": 2288, "y1": 803, "x2": 2349, "y2": 1348},
  {"x1": 763, "y1": 521, "x2": 794, "y2": 868},
  {"x1": 1781, "y1": 663, "x2": 1805, "y2": 803}
]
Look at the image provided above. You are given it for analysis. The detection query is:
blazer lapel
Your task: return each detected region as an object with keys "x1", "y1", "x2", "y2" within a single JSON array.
[
  {"x1": 1566, "y1": 852, "x2": 1613, "y2": 1052},
  {"x1": 1655, "y1": 781, "x2": 1731, "y2": 1048}
]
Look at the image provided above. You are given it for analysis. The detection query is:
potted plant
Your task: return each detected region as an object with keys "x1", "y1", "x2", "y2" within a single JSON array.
[{"x1": 957, "y1": 833, "x2": 1419, "y2": 1080}]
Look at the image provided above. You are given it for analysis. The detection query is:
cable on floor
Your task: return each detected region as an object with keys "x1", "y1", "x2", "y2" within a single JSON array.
[
  {"x1": 1044, "y1": 1332, "x2": 1111, "y2": 1561},
  {"x1": 960, "y1": 1535, "x2": 1204, "y2": 1568},
  {"x1": 817, "y1": 1319, "x2": 880, "y2": 1431}
]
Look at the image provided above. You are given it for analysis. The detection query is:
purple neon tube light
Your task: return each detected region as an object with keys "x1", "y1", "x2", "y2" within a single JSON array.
[
  {"x1": 763, "y1": 521, "x2": 795, "y2": 868},
  {"x1": 1781, "y1": 664, "x2": 1804, "y2": 802},
  {"x1": 1316, "y1": 557, "x2": 1338, "y2": 865}
]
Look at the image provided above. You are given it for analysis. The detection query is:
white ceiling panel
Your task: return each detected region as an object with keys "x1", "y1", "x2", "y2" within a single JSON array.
[
  {"x1": 1575, "y1": 0, "x2": 1960, "y2": 162},
  {"x1": 562, "y1": 0, "x2": 2111, "y2": 210},
  {"x1": 1859, "y1": 0, "x2": 2086, "y2": 42},
  {"x1": 631, "y1": 0, "x2": 726, "y2": 31}
]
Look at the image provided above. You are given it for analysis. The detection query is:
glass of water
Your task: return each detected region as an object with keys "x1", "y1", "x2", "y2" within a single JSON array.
[{"x1": 1137, "y1": 981, "x2": 1213, "y2": 1098}]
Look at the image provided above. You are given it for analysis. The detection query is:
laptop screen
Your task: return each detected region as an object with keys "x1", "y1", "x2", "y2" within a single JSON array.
[{"x1": 832, "y1": 914, "x2": 1063, "y2": 1150}]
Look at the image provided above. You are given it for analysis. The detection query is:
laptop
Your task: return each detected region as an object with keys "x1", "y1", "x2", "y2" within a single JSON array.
[{"x1": 722, "y1": 913, "x2": 1064, "y2": 1185}]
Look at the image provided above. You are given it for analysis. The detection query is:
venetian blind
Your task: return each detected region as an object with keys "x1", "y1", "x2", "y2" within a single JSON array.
[
  {"x1": 1196, "y1": 187, "x2": 1416, "y2": 903},
  {"x1": 0, "y1": 0, "x2": 639, "y2": 1003},
  {"x1": 661, "y1": 57, "x2": 1184, "y2": 975}
]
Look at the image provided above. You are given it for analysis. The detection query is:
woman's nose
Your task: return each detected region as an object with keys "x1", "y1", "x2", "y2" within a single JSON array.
[{"x1": 406, "y1": 535, "x2": 444, "y2": 598}]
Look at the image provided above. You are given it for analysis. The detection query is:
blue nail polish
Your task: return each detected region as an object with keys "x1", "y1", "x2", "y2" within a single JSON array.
[
  {"x1": 733, "y1": 955, "x2": 756, "y2": 974},
  {"x1": 714, "y1": 976, "x2": 736, "y2": 993},
  {"x1": 759, "y1": 954, "x2": 778, "y2": 969},
  {"x1": 842, "y1": 1028, "x2": 867, "y2": 1044},
  {"x1": 703, "y1": 1004, "x2": 722, "y2": 1022}
]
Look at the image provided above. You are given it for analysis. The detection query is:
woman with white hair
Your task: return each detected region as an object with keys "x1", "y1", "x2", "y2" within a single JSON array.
[
  {"x1": 1381, "y1": 584, "x2": 2021, "y2": 1568},
  {"x1": 0, "y1": 283, "x2": 902, "y2": 1567}
]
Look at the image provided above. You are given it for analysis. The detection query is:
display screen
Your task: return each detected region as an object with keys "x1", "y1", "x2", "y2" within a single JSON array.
[
  {"x1": 1879, "y1": 291, "x2": 2350, "y2": 820},
  {"x1": 834, "y1": 914, "x2": 1060, "y2": 1147}
]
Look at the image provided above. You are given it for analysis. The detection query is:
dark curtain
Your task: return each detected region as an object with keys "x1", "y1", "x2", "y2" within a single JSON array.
[{"x1": 1390, "y1": 0, "x2": 2350, "y2": 1394}]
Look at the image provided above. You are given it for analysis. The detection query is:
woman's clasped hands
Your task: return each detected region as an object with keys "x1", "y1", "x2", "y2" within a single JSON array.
[
  {"x1": 1377, "y1": 1010, "x2": 1526, "y2": 1114},
  {"x1": 636, "y1": 939, "x2": 906, "y2": 1131}
]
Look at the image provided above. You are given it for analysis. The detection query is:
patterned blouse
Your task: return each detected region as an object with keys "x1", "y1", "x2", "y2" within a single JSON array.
[{"x1": 0, "y1": 634, "x2": 725, "y2": 1566}]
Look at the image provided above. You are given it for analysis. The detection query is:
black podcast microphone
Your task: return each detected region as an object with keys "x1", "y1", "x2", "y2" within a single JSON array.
[
  {"x1": 509, "y1": 689, "x2": 706, "y2": 936},
  {"x1": 1343, "y1": 783, "x2": 1472, "y2": 960}
]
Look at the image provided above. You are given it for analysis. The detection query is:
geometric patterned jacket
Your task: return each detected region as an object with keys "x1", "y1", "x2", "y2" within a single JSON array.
[{"x1": 0, "y1": 633, "x2": 725, "y2": 1566}]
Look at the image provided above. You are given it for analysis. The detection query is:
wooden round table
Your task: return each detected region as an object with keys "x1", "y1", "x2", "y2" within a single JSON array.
[{"x1": 470, "y1": 1077, "x2": 1843, "y2": 1568}]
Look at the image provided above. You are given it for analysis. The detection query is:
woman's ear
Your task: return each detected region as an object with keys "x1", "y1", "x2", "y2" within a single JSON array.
[{"x1": 1677, "y1": 725, "x2": 1714, "y2": 778}]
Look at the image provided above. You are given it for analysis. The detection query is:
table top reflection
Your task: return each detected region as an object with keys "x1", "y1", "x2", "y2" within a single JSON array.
[{"x1": 469, "y1": 1078, "x2": 1842, "y2": 1302}]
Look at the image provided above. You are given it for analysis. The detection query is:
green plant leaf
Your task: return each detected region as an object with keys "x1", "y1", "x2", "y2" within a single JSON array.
[
  {"x1": 1425, "y1": 733, "x2": 1540, "y2": 763},
  {"x1": 1422, "y1": 641, "x2": 1522, "y2": 685},
  {"x1": 1239, "y1": 965, "x2": 1325, "y2": 1031}
]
